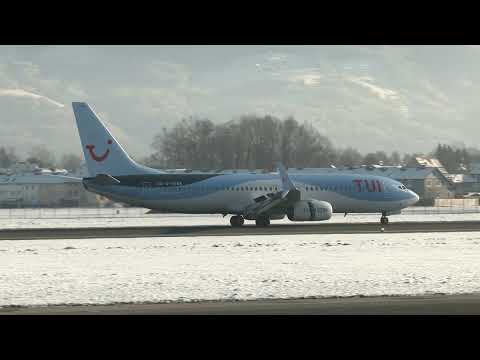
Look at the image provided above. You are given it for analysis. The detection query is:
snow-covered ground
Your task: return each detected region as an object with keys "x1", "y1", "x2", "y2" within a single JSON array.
[
  {"x1": 2, "y1": 232, "x2": 480, "y2": 307},
  {"x1": 1, "y1": 207, "x2": 480, "y2": 229}
]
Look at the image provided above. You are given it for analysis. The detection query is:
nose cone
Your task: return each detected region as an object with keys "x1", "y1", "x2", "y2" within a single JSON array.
[{"x1": 410, "y1": 191, "x2": 420, "y2": 205}]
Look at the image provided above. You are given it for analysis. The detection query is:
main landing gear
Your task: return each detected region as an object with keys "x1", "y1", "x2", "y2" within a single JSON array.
[
  {"x1": 230, "y1": 215, "x2": 245, "y2": 227},
  {"x1": 255, "y1": 216, "x2": 270, "y2": 227},
  {"x1": 380, "y1": 212, "x2": 389, "y2": 225},
  {"x1": 229, "y1": 215, "x2": 271, "y2": 227}
]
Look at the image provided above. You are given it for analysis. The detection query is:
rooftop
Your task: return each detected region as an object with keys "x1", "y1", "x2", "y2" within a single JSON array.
[
  {"x1": 0, "y1": 174, "x2": 82, "y2": 185},
  {"x1": 471, "y1": 163, "x2": 480, "y2": 175}
]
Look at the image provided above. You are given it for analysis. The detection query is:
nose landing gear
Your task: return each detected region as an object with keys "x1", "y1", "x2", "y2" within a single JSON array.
[{"x1": 230, "y1": 215, "x2": 245, "y2": 227}]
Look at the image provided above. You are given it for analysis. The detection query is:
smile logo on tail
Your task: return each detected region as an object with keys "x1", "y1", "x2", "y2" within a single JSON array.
[{"x1": 86, "y1": 139, "x2": 112, "y2": 162}]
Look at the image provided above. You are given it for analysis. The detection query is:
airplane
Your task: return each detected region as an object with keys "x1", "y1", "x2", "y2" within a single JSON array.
[{"x1": 72, "y1": 102, "x2": 419, "y2": 227}]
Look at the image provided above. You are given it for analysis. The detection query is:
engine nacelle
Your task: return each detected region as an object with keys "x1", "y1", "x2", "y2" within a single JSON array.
[{"x1": 287, "y1": 200, "x2": 333, "y2": 221}]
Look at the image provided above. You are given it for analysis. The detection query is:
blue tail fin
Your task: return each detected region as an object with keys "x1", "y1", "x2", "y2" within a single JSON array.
[{"x1": 72, "y1": 102, "x2": 160, "y2": 177}]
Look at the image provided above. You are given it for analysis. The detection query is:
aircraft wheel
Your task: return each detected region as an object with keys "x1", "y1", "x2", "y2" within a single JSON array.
[
  {"x1": 230, "y1": 215, "x2": 245, "y2": 227},
  {"x1": 255, "y1": 217, "x2": 270, "y2": 227},
  {"x1": 380, "y1": 216, "x2": 389, "y2": 225}
]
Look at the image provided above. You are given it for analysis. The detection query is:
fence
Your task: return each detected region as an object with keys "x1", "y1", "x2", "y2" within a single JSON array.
[
  {"x1": 0, "y1": 205, "x2": 480, "y2": 219},
  {"x1": 434, "y1": 198, "x2": 479, "y2": 207},
  {"x1": 0, "y1": 207, "x2": 149, "y2": 219}
]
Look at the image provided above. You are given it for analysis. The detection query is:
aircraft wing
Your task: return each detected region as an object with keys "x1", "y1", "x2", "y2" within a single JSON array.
[{"x1": 243, "y1": 162, "x2": 300, "y2": 218}]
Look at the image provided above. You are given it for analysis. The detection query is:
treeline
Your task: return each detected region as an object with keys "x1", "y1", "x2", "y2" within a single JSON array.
[
  {"x1": 144, "y1": 114, "x2": 480, "y2": 172},
  {"x1": 2, "y1": 114, "x2": 480, "y2": 174},
  {"x1": 0, "y1": 145, "x2": 82, "y2": 172},
  {"x1": 145, "y1": 115, "x2": 337, "y2": 169}
]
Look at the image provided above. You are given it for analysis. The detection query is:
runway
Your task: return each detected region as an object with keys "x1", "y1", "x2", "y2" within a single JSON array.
[
  {"x1": 1, "y1": 221, "x2": 480, "y2": 240},
  {"x1": 3, "y1": 294, "x2": 480, "y2": 314}
]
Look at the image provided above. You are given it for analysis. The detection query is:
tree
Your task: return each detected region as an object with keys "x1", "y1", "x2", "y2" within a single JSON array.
[
  {"x1": 363, "y1": 153, "x2": 380, "y2": 166},
  {"x1": 150, "y1": 114, "x2": 338, "y2": 170},
  {"x1": 27, "y1": 145, "x2": 56, "y2": 168},
  {"x1": 338, "y1": 147, "x2": 363, "y2": 167},
  {"x1": 466, "y1": 147, "x2": 480, "y2": 164},
  {"x1": 0, "y1": 147, "x2": 18, "y2": 168},
  {"x1": 389, "y1": 151, "x2": 401, "y2": 166},
  {"x1": 60, "y1": 154, "x2": 82, "y2": 171},
  {"x1": 433, "y1": 143, "x2": 470, "y2": 173},
  {"x1": 402, "y1": 153, "x2": 422, "y2": 167}
]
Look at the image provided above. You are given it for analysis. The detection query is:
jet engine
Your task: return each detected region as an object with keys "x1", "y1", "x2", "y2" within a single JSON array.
[{"x1": 286, "y1": 200, "x2": 333, "y2": 221}]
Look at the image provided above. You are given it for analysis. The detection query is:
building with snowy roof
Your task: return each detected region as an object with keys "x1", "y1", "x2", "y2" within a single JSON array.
[{"x1": 0, "y1": 171, "x2": 99, "y2": 208}]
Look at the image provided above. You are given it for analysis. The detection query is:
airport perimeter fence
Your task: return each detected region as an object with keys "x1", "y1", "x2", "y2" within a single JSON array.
[
  {"x1": 0, "y1": 207, "x2": 149, "y2": 219},
  {"x1": 1, "y1": 205, "x2": 480, "y2": 219}
]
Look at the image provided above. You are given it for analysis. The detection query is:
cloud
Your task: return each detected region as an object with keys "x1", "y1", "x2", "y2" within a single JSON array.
[
  {"x1": 272, "y1": 67, "x2": 325, "y2": 86},
  {"x1": 348, "y1": 77, "x2": 399, "y2": 101},
  {"x1": 290, "y1": 73, "x2": 323, "y2": 86},
  {"x1": 0, "y1": 88, "x2": 65, "y2": 108}
]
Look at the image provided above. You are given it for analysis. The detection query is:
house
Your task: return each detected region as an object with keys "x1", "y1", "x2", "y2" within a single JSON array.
[
  {"x1": 446, "y1": 173, "x2": 478, "y2": 195},
  {"x1": 0, "y1": 174, "x2": 100, "y2": 207},
  {"x1": 470, "y1": 163, "x2": 480, "y2": 183},
  {"x1": 0, "y1": 162, "x2": 100, "y2": 208}
]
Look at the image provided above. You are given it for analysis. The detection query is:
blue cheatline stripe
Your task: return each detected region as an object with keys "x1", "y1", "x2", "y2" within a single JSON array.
[{"x1": 87, "y1": 173, "x2": 406, "y2": 203}]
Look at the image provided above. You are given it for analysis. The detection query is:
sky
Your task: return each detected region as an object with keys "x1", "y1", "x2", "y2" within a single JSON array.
[{"x1": 0, "y1": 45, "x2": 479, "y2": 160}]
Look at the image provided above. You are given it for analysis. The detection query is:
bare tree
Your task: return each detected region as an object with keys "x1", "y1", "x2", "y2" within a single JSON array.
[
  {"x1": 27, "y1": 145, "x2": 56, "y2": 168},
  {"x1": 60, "y1": 154, "x2": 82, "y2": 171},
  {"x1": 0, "y1": 147, "x2": 18, "y2": 168},
  {"x1": 338, "y1": 147, "x2": 363, "y2": 167}
]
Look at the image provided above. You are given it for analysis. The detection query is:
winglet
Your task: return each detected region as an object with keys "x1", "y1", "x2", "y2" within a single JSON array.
[{"x1": 276, "y1": 162, "x2": 296, "y2": 192}]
